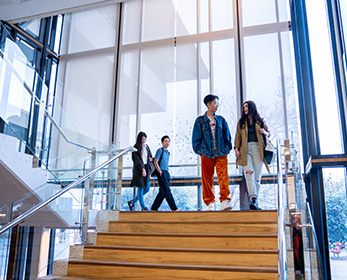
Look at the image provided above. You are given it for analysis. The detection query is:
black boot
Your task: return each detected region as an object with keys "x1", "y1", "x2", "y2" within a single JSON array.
[
  {"x1": 250, "y1": 197, "x2": 262, "y2": 210},
  {"x1": 127, "y1": 200, "x2": 135, "y2": 211}
]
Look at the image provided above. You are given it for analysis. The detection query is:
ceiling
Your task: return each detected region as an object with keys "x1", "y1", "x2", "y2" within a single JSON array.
[{"x1": 0, "y1": 0, "x2": 124, "y2": 23}]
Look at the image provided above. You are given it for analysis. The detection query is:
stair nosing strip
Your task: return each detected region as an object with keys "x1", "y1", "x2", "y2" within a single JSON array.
[
  {"x1": 68, "y1": 259, "x2": 278, "y2": 273},
  {"x1": 97, "y1": 232, "x2": 278, "y2": 238},
  {"x1": 111, "y1": 221, "x2": 278, "y2": 224},
  {"x1": 119, "y1": 210, "x2": 277, "y2": 213},
  {"x1": 83, "y1": 245, "x2": 279, "y2": 254}
]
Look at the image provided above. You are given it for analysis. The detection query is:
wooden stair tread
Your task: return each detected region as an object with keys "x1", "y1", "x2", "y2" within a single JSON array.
[
  {"x1": 68, "y1": 259, "x2": 278, "y2": 273},
  {"x1": 84, "y1": 245, "x2": 278, "y2": 254}
]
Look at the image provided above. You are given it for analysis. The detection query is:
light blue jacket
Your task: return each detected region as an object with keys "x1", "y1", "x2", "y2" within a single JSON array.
[{"x1": 192, "y1": 113, "x2": 232, "y2": 158}]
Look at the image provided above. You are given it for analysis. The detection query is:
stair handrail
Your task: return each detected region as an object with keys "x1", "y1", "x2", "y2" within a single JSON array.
[
  {"x1": 0, "y1": 146, "x2": 136, "y2": 235},
  {"x1": 277, "y1": 138, "x2": 288, "y2": 279},
  {"x1": 0, "y1": 40, "x2": 93, "y2": 153}
]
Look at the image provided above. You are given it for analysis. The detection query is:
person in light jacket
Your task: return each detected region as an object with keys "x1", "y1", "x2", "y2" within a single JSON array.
[
  {"x1": 234, "y1": 100, "x2": 270, "y2": 210},
  {"x1": 128, "y1": 131, "x2": 153, "y2": 211}
]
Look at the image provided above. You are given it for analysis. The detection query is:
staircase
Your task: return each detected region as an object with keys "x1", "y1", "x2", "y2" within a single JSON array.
[{"x1": 47, "y1": 210, "x2": 278, "y2": 279}]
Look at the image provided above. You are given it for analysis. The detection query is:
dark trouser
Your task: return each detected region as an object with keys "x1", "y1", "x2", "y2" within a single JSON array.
[{"x1": 151, "y1": 170, "x2": 178, "y2": 211}]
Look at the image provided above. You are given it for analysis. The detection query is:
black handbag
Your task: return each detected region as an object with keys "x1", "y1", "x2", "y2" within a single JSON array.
[
  {"x1": 151, "y1": 148, "x2": 164, "y2": 177},
  {"x1": 147, "y1": 160, "x2": 156, "y2": 176}
]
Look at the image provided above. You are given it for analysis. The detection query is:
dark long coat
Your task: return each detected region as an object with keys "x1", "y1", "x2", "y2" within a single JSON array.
[{"x1": 130, "y1": 145, "x2": 153, "y2": 189}]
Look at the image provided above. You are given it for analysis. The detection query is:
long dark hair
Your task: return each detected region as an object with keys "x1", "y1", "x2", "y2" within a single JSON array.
[
  {"x1": 239, "y1": 100, "x2": 264, "y2": 128},
  {"x1": 134, "y1": 131, "x2": 147, "y2": 156}
]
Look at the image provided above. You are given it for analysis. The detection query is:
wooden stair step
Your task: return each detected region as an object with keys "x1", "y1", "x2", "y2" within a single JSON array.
[
  {"x1": 118, "y1": 210, "x2": 278, "y2": 223},
  {"x1": 96, "y1": 232, "x2": 278, "y2": 250},
  {"x1": 83, "y1": 245, "x2": 278, "y2": 267},
  {"x1": 109, "y1": 221, "x2": 277, "y2": 234},
  {"x1": 66, "y1": 259, "x2": 278, "y2": 280}
]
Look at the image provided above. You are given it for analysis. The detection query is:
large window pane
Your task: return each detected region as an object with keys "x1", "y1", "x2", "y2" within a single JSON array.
[
  {"x1": 142, "y1": 0, "x2": 175, "y2": 42},
  {"x1": 244, "y1": 33, "x2": 286, "y2": 140},
  {"x1": 211, "y1": 0, "x2": 234, "y2": 31},
  {"x1": 212, "y1": 39, "x2": 238, "y2": 172},
  {"x1": 65, "y1": 5, "x2": 118, "y2": 54},
  {"x1": 306, "y1": 0, "x2": 343, "y2": 154},
  {"x1": 122, "y1": 0, "x2": 142, "y2": 44},
  {"x1": 200, "y1": 42, "x2": 210, "y2": 98},
  {"x1": 118, "y1": 51, "x2": 139, "y2": 149},
  {"x1": 199, "y1": 0, "x2": 209, "y2": 33},
  {"x1": 176, "y1": 0, "x2": 197, "y2": 36},
  {"x1": 242, "y1": 0, "x2": 277, "y2": 27},
  {"x1": 138, "y1": 46, "x2": 175, "y2": 163}
]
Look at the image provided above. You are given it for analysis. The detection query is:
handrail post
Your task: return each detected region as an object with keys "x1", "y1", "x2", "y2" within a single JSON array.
[
  {"x1": 115, "y1": 149, "x2": 123, "y2": 211},
  {"x1": 277, "y1": 138, "x2": 288, "y2": 280},
  {"x1": 81, "y1": 178, "x2": 90, "y2": 244},
  {"x1": 89, "y1": 147, "x2": 96, "y2": 209}
]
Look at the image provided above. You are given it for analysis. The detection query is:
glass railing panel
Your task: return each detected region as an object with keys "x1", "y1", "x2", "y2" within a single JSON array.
[
  {"x1": 0, "y1": 205, "x2": 9, "y2": 225},
  {"x1": 120, "y1": 159, "x2": 279, "y2": 212},
  {"x1": 0, "y1": 228, "x2": 10, "y2": 279},
  {"x1": 9, "y1": 147, "x2": 125, "y2": 230},
  {"x1": 285, "y1": 136, "x2": 324, "y2": 280},
  {"x1": 11, "y1": 182, "x2": 83, "y2": 228}
]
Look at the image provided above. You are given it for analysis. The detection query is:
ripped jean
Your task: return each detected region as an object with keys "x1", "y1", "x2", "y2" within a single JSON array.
[{"x1": 242, "y1": 142, "x2": 264, "y2": 197}]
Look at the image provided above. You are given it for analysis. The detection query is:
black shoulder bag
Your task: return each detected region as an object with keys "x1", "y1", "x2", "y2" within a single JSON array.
[{"x1": 151, "y1": 148, "x2": 164, "y2": 177}]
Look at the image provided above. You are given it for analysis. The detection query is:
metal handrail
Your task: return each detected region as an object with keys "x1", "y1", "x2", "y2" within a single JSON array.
[
  {"x1": 0, "y1": 146, "x2": 136, "y2": 235},
  {"x1": 277, "y1": 138, "x2": 288, "y2": 279},
  {"x1": 0, "y1": 46, "x2": 92, "y2": 152}
]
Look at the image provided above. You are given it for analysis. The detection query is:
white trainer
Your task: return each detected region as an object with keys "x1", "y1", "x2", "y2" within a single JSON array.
[
  {"x1": 220, "y1": 200, "x2": 232, "y2": 211},
  {"x1": 207, "y1": 203, "x2": 214, "y2": 211}
]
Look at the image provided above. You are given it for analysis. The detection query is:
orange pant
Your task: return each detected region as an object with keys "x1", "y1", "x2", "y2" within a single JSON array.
[{"x1": 201, "y1": 155, "x2": 230, "y2": 205}]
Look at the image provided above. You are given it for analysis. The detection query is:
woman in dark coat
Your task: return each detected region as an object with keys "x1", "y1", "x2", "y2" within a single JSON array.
[{"x1": 127, "y1": 131, "x2": 153, "y2": 211}]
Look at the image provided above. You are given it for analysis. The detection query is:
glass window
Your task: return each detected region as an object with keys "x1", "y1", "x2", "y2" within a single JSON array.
[
  {"x1": 142, "y1": 0, "x2": 175, "y2": 42},
  {"x1": 306, "y1": 0, "x2": 344, "y2": 154},
  {"x1": 117, "y1": 0, "x2": 299, "y2": 182},
  {"x1": 244, "y1": 33, "x2": 286, "y2": 140},
  {"x1": 242, "y1": 0, "x2": 277, "y2": 27},
  {"x1": 211, "y1": 0, "x2": 234, "y2": 31},
  {"x1": 323, "y1": 168, "x2": 347, "y2": 279},
  {"x1": 199, "y1": 0, "x2": 209, "y2": 33},
  {"x1": 118, "y1": 50, "x2": 139, "y2": 165},
  {"x1": 17, "y1": 19, "x2": 41, "y2": 38},
  {"x1": 61, "y1": 54, "x2": 114, "y2": 148},
  {"x1": 200, "y1": 42, "x2": 210, "y2": 99},
  {"x1": 139, "y1": 46, "x2": 175, "y2": 161},
  {"x1": 340, "y1": 1, "x2": 347, "y2": 57},
  {"x1": 122, "y1": 0, "x2": 142, "y2": 44},
  {"x1": 53, "y1": 15, "x2": 64, "y2": 54},
  {"x1": 211, "y1": 39, "x2": 238, "y2": 170},
  {"x1": 66, "y1": 5, "x2": 118, "y2": 53},
  {"x1": 176, "y1": 0, "x2": 197, "y2": 36}
]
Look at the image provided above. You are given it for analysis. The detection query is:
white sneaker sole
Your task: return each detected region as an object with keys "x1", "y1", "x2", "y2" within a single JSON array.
[{"x1": 220, "y1": 205, "x2": 232, "y2": 211}]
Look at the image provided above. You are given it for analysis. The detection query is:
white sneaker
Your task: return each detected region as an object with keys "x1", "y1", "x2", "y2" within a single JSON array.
[
  {"x1": 220, "y1": 200, "x2": 232, "y2": 211},
  {"x1": 207, "y1": 203, "x2": 214, "y2": 211}
]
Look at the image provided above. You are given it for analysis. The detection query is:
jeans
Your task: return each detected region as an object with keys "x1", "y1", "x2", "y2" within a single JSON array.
[
  {"x1": 133, "y1": 181, "x2": 150, "y2": 209},
  {"x1": 242, "y1": 142, "x2": 264, "y2": 197},
  {"x1": 151, "y1": 170, "x2": 178, "y2": 211}
]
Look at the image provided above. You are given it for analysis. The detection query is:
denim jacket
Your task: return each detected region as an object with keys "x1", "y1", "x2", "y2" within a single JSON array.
[{"x1": 192, "y1": 113, "x2": 232, "y2": 158}]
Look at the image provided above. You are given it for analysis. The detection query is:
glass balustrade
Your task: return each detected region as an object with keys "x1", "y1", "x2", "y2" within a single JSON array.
[{"x1": 284, "y1": 137, "x2": 324, "y2": 279}]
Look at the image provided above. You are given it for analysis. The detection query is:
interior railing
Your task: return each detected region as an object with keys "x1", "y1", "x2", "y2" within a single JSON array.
[
  {"x1": 0, "y1": 146, "x2": 135, "y2": 235},
  {"x1": 280, "y1": 136, "x2": 324, "y2": 279}
]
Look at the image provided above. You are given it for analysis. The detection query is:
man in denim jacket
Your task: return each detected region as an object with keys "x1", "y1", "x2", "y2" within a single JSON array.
[{"x1": 192, "y1": 94, "x2": 233, "y2": 211}]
